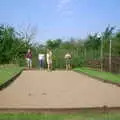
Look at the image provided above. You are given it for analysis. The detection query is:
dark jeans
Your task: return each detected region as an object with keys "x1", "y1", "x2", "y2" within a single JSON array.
[{"x1": 39, "y1": 59, "x2": 44, "y2": 69}]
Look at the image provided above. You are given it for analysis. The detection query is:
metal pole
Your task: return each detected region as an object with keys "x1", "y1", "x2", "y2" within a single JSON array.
[{"x1": 109, "y1": 40, "x2": 112, "y2": 72}]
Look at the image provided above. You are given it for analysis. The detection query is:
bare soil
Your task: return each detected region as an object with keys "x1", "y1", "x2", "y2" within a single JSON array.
[{"x1": 0, "y1": 70, "x2": 120, "y2": 109}]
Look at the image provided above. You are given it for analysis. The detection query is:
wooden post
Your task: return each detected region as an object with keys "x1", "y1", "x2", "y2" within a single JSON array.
[
  {"x1": 84, "y1": 47, "x2": 87, "y2": 59},
  {"x1": 109, "y1": 40, "x2": 112, "y2": 72},
  {"x1": 101, "y1": 39, "x2": 103, "y2": 71}
]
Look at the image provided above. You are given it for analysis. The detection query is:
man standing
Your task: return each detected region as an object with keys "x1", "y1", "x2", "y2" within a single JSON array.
[
  {"x1": 46, "y1": 49, "x2": 52, "y2": 71},
  {"x1": 64, "y1": 52, "x2": 72, "y2": 70},
  {"x1": 38, "y1": 53, "x2": 45, "y2": 70},
  {"x1": 25, "y1": 49, "x2": 32, "y2": 69}
]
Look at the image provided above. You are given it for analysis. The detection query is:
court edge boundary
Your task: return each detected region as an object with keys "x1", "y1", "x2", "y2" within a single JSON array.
[
  {"x1": 0, "y1": 69, "x2": 23, "y2": 91},
  {"x1": 74, "y1": 70, "x2": 120, "y2": 87},
  {"x1": 0, "y1": 107, "x2": 120, "y2": 113}
]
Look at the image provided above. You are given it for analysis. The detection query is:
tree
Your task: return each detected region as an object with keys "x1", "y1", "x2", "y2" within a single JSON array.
[
  {"x1": 0, "y1": 25, "x2": 15, "y2": 63},
  {"x1": 102, "y1": 25, "x2": 115, "y2": 55},
  {"x1": 112, "y1": 32, "x2": 120, "y2": 55},
  {"x1": 84, "y1": 33, "x2": 101, "y2": 50},
  {"x1": 0, "y1": 24, "x2": 32, "y2": 65},
  {"x1": 46, "y1": 39, "x2": 62, "y2": 49}
]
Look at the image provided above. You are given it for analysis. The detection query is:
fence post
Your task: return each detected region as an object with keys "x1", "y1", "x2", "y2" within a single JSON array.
[
  {"x1": 109, "y1": 40, "x2": 112, "y2": 72},
  {"x1": 101, "y1": 38, "x2": 103, "y2": 71},
  {"x1": 84, "y1": 47, "x2": 87, "y2": 59}
]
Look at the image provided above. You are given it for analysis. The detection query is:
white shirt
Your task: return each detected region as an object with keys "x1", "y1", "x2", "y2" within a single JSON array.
[
  {"x1": 65, "y1": 53, "x2": 71, "y2": 59},
  {"x1": 38, "y1": 54, "x2": 45, "y2": 60}
]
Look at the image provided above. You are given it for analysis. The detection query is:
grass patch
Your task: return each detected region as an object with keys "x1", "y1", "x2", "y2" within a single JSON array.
[
  {"x1": 74, "y1": 67, "x2": 120, "y2": 83},
  {"x1": 0, "y1": 112, "x2": 120, "y2": 120},
  {"x1": 0, "y1": 65, "x2": 23, "y2": 85}
]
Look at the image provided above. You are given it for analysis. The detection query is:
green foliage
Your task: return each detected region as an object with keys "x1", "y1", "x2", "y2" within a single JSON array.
[
  {"x1": 72, "y1": 56, "x2": 85, "y2": 67},
  {"x1": 0, "y1": 24, "x2": 119, "y2": 70},
  {"x1": 0, "y1": 112, "x2": 120, "y2": 120},
  {"x1": 85, "y1": 33, "x2": 101, "y2": 50},
  {"x1": 0, "y1": 24, "x2": 32, "y2": 65},
  {"x1": 102, "y1": 25, "x2": 115, "y2": 54},
  {"x1": 0, "y1": 25, "x2": 15, "y2": 63},
  {"x1": 112, "y1": 32, "x2": 120, "y2": 55},
  {"x1": 46, "y1": 39, "x2": 62, "y2": 49}
]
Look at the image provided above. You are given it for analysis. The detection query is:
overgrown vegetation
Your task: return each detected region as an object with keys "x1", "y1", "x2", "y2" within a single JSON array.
[{"x1": 0, "y1": 24, "x2": 120, "y2": 70}]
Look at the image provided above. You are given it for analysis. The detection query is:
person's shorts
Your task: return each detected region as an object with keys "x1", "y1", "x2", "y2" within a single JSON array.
[
  {"x1": 26, "y1": 58, "x2": 31, "y2": 62},
  {"x1": 66, "y1": 58, "x2": 71, "y2": 64},
  {"x1": 26, "y1": 58, "x2": 32, "y2": 66},
  {"x1": 47, "y1": 59, "x2": 52, "y2": 65}
]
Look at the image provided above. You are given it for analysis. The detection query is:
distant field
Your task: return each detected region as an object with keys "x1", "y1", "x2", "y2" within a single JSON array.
[
  {"x1": 0, "y1": 112, "x2": 120, "y2": 120},
  {"x1": 74, "y1": 67, "x2": 120, "y2": 84},
  {"x1": 0, "y1": 65, "x2": 23, "y2": 86}
]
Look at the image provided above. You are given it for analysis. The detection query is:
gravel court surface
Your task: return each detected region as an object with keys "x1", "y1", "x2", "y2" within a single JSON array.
[{"x1": 0, "y1": 70, "x2": 120, "y2": 109}]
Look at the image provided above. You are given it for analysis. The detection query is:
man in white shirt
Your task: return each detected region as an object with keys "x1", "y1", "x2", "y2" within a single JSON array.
[{"x1": 38, "y1": 53, "x2": 45, "y2": 70}]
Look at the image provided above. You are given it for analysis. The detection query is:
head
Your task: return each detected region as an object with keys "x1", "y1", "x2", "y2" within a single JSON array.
[
  {"x1": 28, "y1": 49, "x2": 31, "y2": 53},
  {"x1": 47, "y1": 49, "x2": 50, "y2": 53},
  {"x1": 66, "y1": 51, "x2": 70, "y2": 54}
]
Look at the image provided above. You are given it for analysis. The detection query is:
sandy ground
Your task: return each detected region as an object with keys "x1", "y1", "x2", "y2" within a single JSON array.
[{"x1": 0, "y1": 70, "x2": 120, "y2": 109}]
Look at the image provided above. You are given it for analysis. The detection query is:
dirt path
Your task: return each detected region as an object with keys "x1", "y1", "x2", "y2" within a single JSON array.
[{"x1": 0, "y1": 70, "x2": 120, "y2": 109}]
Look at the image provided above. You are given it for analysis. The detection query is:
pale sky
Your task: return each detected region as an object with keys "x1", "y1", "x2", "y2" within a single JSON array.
[{"x1": 0, "y1": 0, "x2": 120, "y2": 43}]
